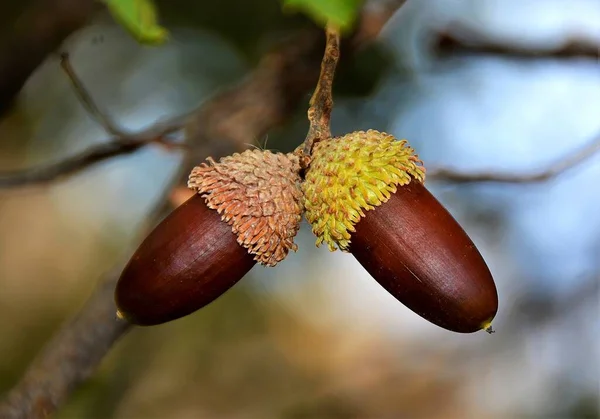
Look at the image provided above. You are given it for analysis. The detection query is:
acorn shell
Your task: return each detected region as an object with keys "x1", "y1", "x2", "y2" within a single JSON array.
[
  {"x1": 115, "y1": 194, "x2": 256, "y2": 326},
  {"x1": 349, "y1": 180, "x2": 498, "y2": 333}
]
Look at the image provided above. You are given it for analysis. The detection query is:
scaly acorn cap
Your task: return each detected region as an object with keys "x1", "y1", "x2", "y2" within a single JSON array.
[
  {"x1": 188, "y1": 149, "x2": 303, "y2": 267},
  {"x1": 303, "y1": 129, "x2": 425, "y2": 251}
]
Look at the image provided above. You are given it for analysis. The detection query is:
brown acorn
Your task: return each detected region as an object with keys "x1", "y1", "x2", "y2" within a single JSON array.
[
  {"x1": 303, "y1": 130, "x2": 498, "y2": 333},
  {"x1": 115, "y1": 150, "x2": 303, "y2": 326}
]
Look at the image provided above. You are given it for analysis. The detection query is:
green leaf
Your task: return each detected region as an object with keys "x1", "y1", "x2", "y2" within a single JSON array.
[
  {"x1": 282, "y1": 0, "x2": 363, "y2": 32},
  {"x1": 103, "y1": 0, "x2": 168, "y2": 45}
]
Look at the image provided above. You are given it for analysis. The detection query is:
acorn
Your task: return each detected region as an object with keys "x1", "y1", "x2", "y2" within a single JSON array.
[
  {"x1": 303, "y1": 130, "x2": 498, "y2": 333},
  {"x1": 115, "y1": 150, "x2": 303, "y2": 326}
]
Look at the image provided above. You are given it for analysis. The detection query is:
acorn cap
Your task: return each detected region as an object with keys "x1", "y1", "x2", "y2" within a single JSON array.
[
  {"x1": 188, "y1": 150, "x2": 304, "y2": 267},
  {"x1": 303, "y1": 130, "x2": 425, "y2": 251}
]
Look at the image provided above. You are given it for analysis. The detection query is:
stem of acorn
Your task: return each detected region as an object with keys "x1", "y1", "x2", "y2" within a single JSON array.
[{"x1": 299, "y1": 23, "x2": 341, "y2": 165}]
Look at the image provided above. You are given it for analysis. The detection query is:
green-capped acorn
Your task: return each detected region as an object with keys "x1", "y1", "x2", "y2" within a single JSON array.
[
  {"x1": 115, "y1": 150, "x2": 303, "y2": 326},
  {"x1": 303, "y1": 130, "x2": 498, "y2": 333}
]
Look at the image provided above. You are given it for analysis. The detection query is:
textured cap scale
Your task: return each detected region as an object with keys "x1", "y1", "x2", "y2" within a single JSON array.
[
  {"x1": 303, "y1": 129, "x2": 425, "y2": 251},
  {"x1": 188, "y1": 149, "x2": 304, "y2": 266}
]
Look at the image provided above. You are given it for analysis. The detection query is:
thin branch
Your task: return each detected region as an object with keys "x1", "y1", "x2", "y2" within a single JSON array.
[
  {"x1": 428, "y1": 132, "x2": 600, "y2": 183},
  {"x1": 350, "y1": 0, "x2": 408, "y2": 48},
  {"x1": 302, "y1": 24, "x2": 341, "y2": 157},
  {"x1": 0, "y1": 49, "x2": 192, "y2": 189},
  {"x1": 0, "y1": 115, "x2": 187, "y2": 188},
  {"x1": 0, "y1": 4, "x2": 405, "y2": 418},
  {"x1": 0, "y1": 0, "x2": 396, "y2": 189},
  {"x1": 0, "y1": 29, "x2": 321, "y2": 188},
  {"x1": 59, "y1": 52, "x2": 128, "y2": 137},
  {"x1": 434, "y1": 25, "x2": 600, "y2": 60}
]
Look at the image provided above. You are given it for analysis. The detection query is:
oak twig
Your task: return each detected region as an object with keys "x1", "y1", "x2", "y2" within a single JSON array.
[
  {"x1": 0, "y1": 53, "x2": 189, "y2": 188},
  {"x1": 0, "y1": 52, "x2": 190, "y2": 188},
  {"x1": 0, "y1": 276, "x2": 132, "y2": 419},
  {"x1": 301, "y1": 24, "x2": 341, "y2": 158},
  {"x1": 0, "y1": 4, "x2": 404, "y2": 418},
  {"x1": 428, "y1": 132, "x2": 600, "y2": 183},
  {"x1": 0, "y1": 116, "x2": 187, "y2": 188},
  {"x1": 59, "y1": 53, "x2": 128, "y2": 137},
  {"x1": 434, "y1": 24, "x2": 600, "y2": 60}
]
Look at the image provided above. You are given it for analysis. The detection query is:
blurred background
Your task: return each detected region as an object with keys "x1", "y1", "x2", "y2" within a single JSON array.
[{"x1": 0, "y1": 0, "x2": 599, "y2": 418}]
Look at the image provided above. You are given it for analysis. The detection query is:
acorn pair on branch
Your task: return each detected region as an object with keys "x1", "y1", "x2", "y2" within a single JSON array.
[
  {"x1": 115, "y1": 25, "x2": 498, "y2": 334},
  {"x1": 115, "y1": 128, "x2": 498, "y2": 333}
]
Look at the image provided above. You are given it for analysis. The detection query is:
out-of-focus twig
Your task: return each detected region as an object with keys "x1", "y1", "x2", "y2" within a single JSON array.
[
  {"x1": 0, "y1": 0, "x2": 98, "y2": 116},
  {"x1": 0, "y1": 117, "x2": 187, "y2": 188},
  {"x1": 0, "y1": 3, "x2": 406, "y2": 418},
  {"x1": 0, "y1": 274, "x2": 131, "y2": 419},
  {"x1": 517, "y1": 274, "x2": 599, "y2": 326},
  {"x1": 182, "y1": 29, "x2": 323, "y2": 162},
  {"x1": 434, "y1": 24, "x2": 600, "y2": 60},
  {"x1": 0, "y1": 51, "x2": 190, "y2": 188},
  {"x1": 0, "y1": 147, "x2": 194, "y2": 419},
  {"x1": 59, "y1": 52, "x2": 127, "y2": 137},
  {"x1": 428, "y1": 132, "x2": 600, "y2": 183},
  {"x1": 0, "y1": 0, "x2": 398, "y2": 189},
  {"x1": 301, "y1": 24, "x2": 340, "y2": 158},
  {"x1": 350, "y1": 0, "x2": 408, "y2": 48}
]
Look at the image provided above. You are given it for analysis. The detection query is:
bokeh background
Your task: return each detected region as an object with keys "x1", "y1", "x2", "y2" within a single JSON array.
[{"x1": 1, "y1": 0, "x2": 599, "y2": 418}]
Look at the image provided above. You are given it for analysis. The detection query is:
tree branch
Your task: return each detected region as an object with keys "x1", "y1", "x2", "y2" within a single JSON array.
[
  {"x1": 427, "y1": 132, "x2": 600, "y2": 184},
  {"x1": 433, "y1": 24, "x2": 600, "y2": 60},
  {"x1": 0, "y1": 273, "x2": 131, "y2": 419},
  {"x1": 0, "y1": 0, "x2": 97, "y2": 116},
  {"x1": 0, "y1": 132, "x2": 180, "y2": 188},
  {"x1": 59, "y1": 52, "x2": 129, "y2": 138},
  {"x1": 0, "y1": 4, "x2": 405, "y2": 418},
  {"x1": 0, "y1": 0, "x2": 399, "y2": 190},
  {"x1": 0, "y1": 50, "x2": 191, "y2": 188}
]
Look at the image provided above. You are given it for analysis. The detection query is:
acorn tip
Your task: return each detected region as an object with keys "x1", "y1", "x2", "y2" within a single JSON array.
[{"x1": 482, "y1": 320, "x2": 495, "y2": 334}]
